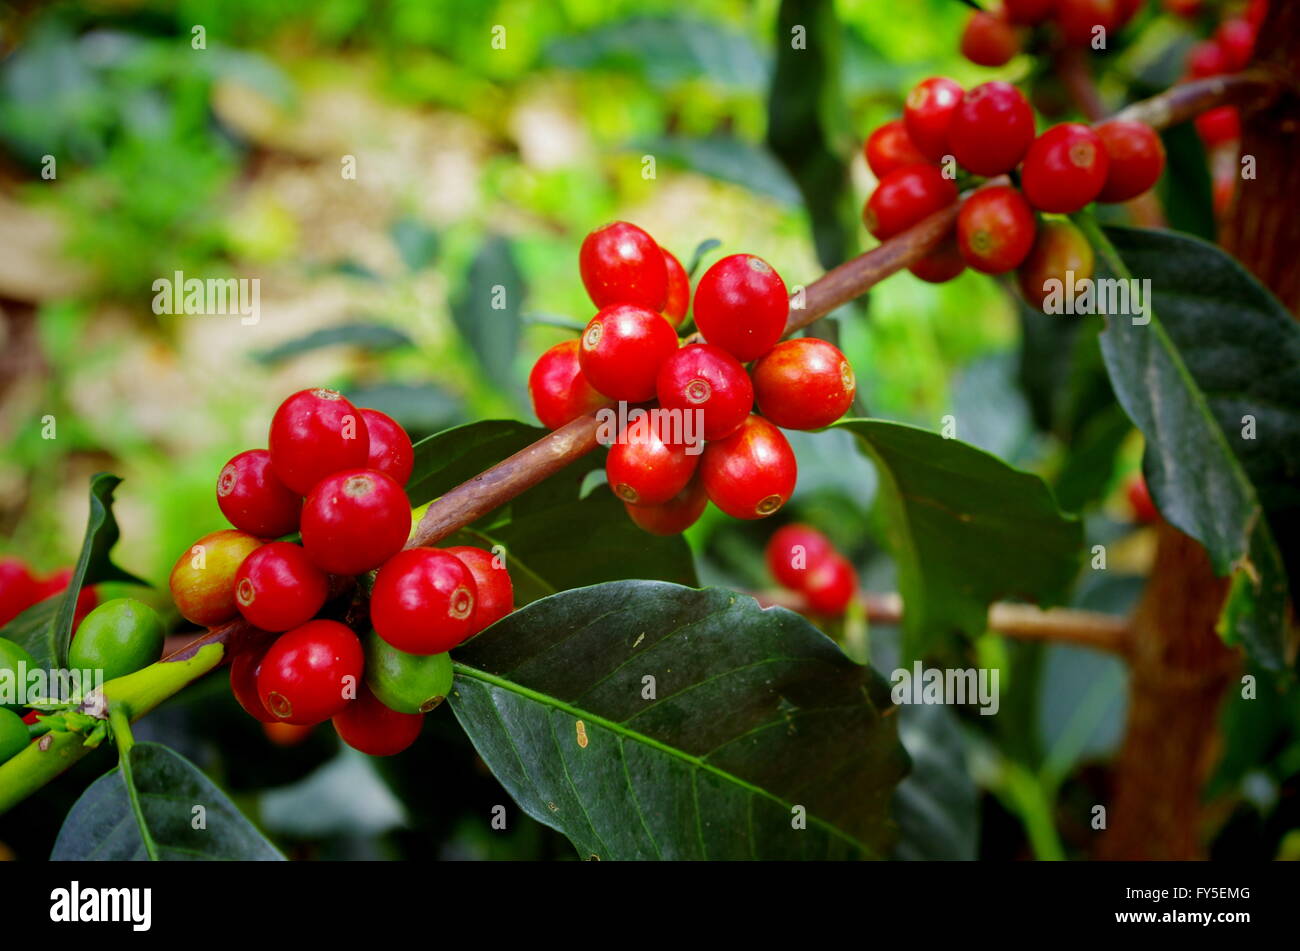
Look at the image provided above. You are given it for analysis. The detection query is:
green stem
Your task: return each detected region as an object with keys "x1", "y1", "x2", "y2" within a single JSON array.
[{"x1": 110, "y1": 702, "x2": 160, "y2": 861}]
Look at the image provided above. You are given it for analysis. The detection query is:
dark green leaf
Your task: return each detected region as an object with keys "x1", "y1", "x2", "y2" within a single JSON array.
[
  {"x1": 252, "y1": 323, "x2": 414, "y2": 365},
  {"x1": 343, "y1": 382, "x2": 463, "y2": 438},
  {"x1": 50, "y1": 743, "x2": 283, "y2": 860},
  {"x1": 451, "y1": 235, "x2": 524, "y2": 393},
  {"x1": 1093, "y1": 225, "x2": 1295, "y2": 668},
  {"x1": 685, "y1": 238, "x2": 721, "y2": 279},
  {"x1": 1156, "y1": 123, "x2": 1215, "y2": 242},
  {"x1": 634, "y1": 136, "x2": 802, "y2": 205},
  {"x1": 450, "y1": 581, "x2": 907, "y2": 859},
  {"x1": 838, "y1": 420, "x2": 1083, "y2": 657},
  {"x1": 892, "y1": 703, "x2": 978, "y2": 861}
]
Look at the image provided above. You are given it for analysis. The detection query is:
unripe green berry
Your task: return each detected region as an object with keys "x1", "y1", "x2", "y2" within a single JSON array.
[
  {"x1": 68, "y1": 598, "x2": 166, "y2": 682},
  {"x1": 364, "y1": 632, "x2": 454, "y2": 714}
]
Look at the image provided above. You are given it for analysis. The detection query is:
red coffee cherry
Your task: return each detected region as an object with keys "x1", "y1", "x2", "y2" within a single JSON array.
[
  {"x1": 333, "y1": 686, "x2": 423, "y2": 757},
  {"x1": 1020, "y1": 124, "x2": 1110, "y2": 213},
  {"x1": 169, "y1": 529, "x2": 264, "y2": 628},
  {"x1": 528, "y1": 339, "x2": 608, "y2": 431},
  {"x1": 692, "y1": 254, "x2": 789, "y2": 363},
  {"x1": 0, "y1": 557, "x2": 37, "y2": 627},
  {"x1": 1195, "y1": 106, "x2": 1241, "y2": 148},
  {"x1": 903, "y1": 77, "x2": 964, "y2": 162},
  {"x1": 656, "y1": 343, "x2": 754, "y2": 441},
  {"x1": 1095, "y1": 120, "x2": 1166, "y2": 202},
  {"x1": 700, "y1": 415, "x2": 798, "y2": 520},
  {"x1": 1215, "y1": 18, "x2": 1256, "y2": 71},
  {"x1": 256, "y1": 619, "x2": 364, "y2": 726},
  {"x1": 803, "y1": 555, "x2": 858, "y2": 616},
  {"x1": 1017, "y1": 219, "x2": 1096, "y2": 310},
  {"x1": 661, "y1": 247, "x2": 691, "y2": 327},
  {"x1": 1187, "y1": 40, "x2": 1228, "y2": 79},
  {"x1": 579, "y1": 304, "x2": 680, "y2": 402},
  {"x1": 606, "y1": 423, "x2": 699, "y2": 507},
  {"x1": 300, "y1": 469, "x2": 410, "y2": 576},
  {"x1": 371, "y1": 548, "x2": 478, "y2": 655},
  {"x1": 961, "y1": 11, "x2": 1020, "y2": 67},
  {"x1": 443, "y1": 546, "x2": 514, "y2": 631},
  {"x1": 765, "y1": 524, "x2": 835, "y2": 590},
  {"x1": 216, "y1": 449, "x2": 301, "y2": 538},
  {"x1": 1127, "y1": 474, "x2": 1159, "y2": 524},
  {"x1": 751, "y1": 338, "x2": 856, "y2": 431},
  {"x1": 578, "y1": 221, "x2": 668, "y2": 311},
  {"x1": 1004, "y1": 0, "x2": 1056, "y2": 24},
  {"x1": 948, "y1": 81, "x2": 1035, "y2": 176},
  {"x1": 234, "y1": 542, "x2": 329, "y2": 633},
  {"x1": 909, "y1": 238, "x2": 967, "y2": 284},
  {"x1": 623, "y1": 477, "x2": 709, "y2": 536},
  {"x1": 1245, "y1": 0, "x2": 1266, "y2": 28},
  {"x1": 863, "y1": 165, "x2": 959, "y2": 240},
  {"x1": 230, "y1": 644, "x2": 276, "y2": 723},
  {"x1": 956, "y1": 185, "x2": 1038, "y2": 274},
  {"x1": 1055, "y1": 0, "x2": 1120, "y2": 47},
  {"x1": 863, "y1": 119, "x2": 929, "y2": 179},
  {"x1": 360, "y1": 409, "x2": 414, "y2": 487},
  {"x1": 268, "y1": 388, "x2": 370, "y2": 496}
]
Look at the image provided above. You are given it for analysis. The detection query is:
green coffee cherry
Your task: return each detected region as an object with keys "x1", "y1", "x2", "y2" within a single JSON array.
[
  {"x1": 364, "y1": 632, "x2": 453, "y2": 714},
  {"x1": 0, "y1": 707, "x2": 28, "y2": 764},
  {"x1": 68, "y1": 598, "x2": 165, "y2": 682},
  {"x1": 0, "y1": 637, "x2": 37, "y2": 712}
]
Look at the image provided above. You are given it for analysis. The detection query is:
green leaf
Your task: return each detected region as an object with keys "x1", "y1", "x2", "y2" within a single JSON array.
[
  {"x1": 407, "y1": 421, "x2": 696, "y2": 594},
  {"x1": 390, "y1": 216, "x2": 440, "y2": 271},
  {"x1": 685, "y1": 238, "x2": 721, "y2": 279},
  {"x1": 633, "y1": 135, "x2": 802, "y2": 205},
  {"x1": 1089, "y1": 224, "x2": 1294, "y2": 669},
  {"x1": 838, "y1": 419, "x2": 1083, "y2": 657},
  {"x1": 892, "y1": 704, "x2": 978, "y2": 861},
  {"x1": 1156, "y1": 123, "x2": 1215, "y2": 242},
  {"x1": 343, "y1": 382, "x2": 463, "y2": 437},
  {"x1": 449, "y1": 581, "x2": 907, "y2": 859},
  {"x1": 451, "y1": 235, "x2": 524, "y2": 393},
  {"x1": 50, "y1": 742, "x2": 283, "y2": 860},
  {"x1": 251, "y1": 323, "x2": 413, "y2": 365},
  {"x1": 2, "y1": 474, "x2": 147, "y2": 669}
]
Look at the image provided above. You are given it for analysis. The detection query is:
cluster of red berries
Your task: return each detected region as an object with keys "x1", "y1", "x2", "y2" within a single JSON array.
[
  {"x1": 167, "y1": 388, "x2": 514, "y2": 757},
  {"x1": 765, "y1": 525, "x2": 858, "y2": 616},
  {"x1": 961, "y1": 0, "x2": 1146, "y2": 67},
  {"x1": 0, "y1": 558, "x2": 98, "y2": 630},
  {"x1": 528, "y1": 221, "x2": 859, "y2": 535},
  {"x1": 862, "y1": 77, "x2": 1165, "y2": 290}
]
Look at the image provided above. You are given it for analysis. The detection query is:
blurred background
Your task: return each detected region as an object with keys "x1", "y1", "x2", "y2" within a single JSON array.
[{"x1": 1, "y1": 0, "x2": 1287, "y2": 861}]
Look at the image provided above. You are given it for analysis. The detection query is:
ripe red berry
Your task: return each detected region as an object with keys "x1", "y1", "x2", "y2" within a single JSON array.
[
  {"x1": 661, "y1": 247, "x2": 691, "y2": 327},
  {"x1": 216, "y1": 449, "x2": 301, "y2": 538},
  {"x1": 863, "y1": 165, "x2": 959, "y2": 240},
  {"x1": 300, "y1": 469, "x2": 410, "y2": 576},
  {"x1": 360, "y1": 409, "x2": 414, "y2": 487},
  {"x1": 528, "y1": 339, "x2": 608, "y2": 431},
  {"x1": 605, "y1": 424, "x2": 699, "y2": 506},
  {"x1": 1215, "y1": 19, "x2": 1256, "y2": 71},
  {"x1": 803, "y1": 555, "x2": 857, "y2": 616},
  {"x1": 1017, "y1": 219, "x2": 1096, "y2": 310},
  {"x1": 230, "y1": 645, "x2": 276, "y2": 722},
  {"x1": 903, "y1": 77, "x2": 964, "y2": 162},
  {"x1": 863, "y1": 119, "x2": 929, "y2": 179},
  {"x1": 692, "y1": 254, "x2": 789, "y2": 363},
  {"x1": 765, "y1": 524, "x2": 835, "y2": 590},
  {"x1": 1004, "y1": 0, "x2": 1056, "y2": 24},
  {"x1": 700, "y1": 415, "x2": 798, "y2": 520},
  {"x1": 333, "y1": 687, "x2": 423, "y2": 757},
  {"x1": 623, "y1": 476, "x2": 709, "y2": 536},
  {"x1": 234, "y1": 542, "x2": 329, "y2": 632},
  {"x1": 1245, "y1": 0, "x2": 1266, "y2": 28},
  {"x1": 1187, "y1": 40, "x2": 1228, "y2": 79},
  {"x1": 578, "y1": 221, "x2": 668, "y2": 311},
  {"x1": 1020, "y1": 124, "x2": 1110, "y2": 213},
  {"x1": 442, "y1": 546, "x2": 514, "y2": 631},
  {"x1": 1127, "y1": 474, "x2": 1159, "y2": 524},
  {"x1": 169, "y1": 530, "x2": 264, "y2": 628},
  {"x1": 1095, "y1": 120, "x2": 1167, "y2": 202},
  {"x1": 371, "y1": 548, "x2": 478, "y2": 655},
  {"x1": 751, "y1": 338, "x2": 856, "y2": 431},
  {"x1": 0, "y1": 557, "x2": 38, "y2": 627},
  {"x1": 909, "y1": 238, "x2": 967, "y2": 284},
  {"x1": 579, "y1": 304, "x2": 680, "y2": 402},
  {"x1": 656, "y1": 343, "x2": 753, "y2": 441},
  {"x1": 268, "y1": 388, "x2": 370, "y2": 496},
  {"x1": 956, "y1": 185, "x2": 1038, "y2": 274},
  {"x1": 961, "y1": 11, "x2": 1020, "y2": 67},
  {"x1": 1055, "y1": 0, "x2": 1120, "y2": 47},
  {"x1": 256, "y1": 619, "x2": 364, "y2": 725},
  {"x1": 1195, "y1": 106, "x2": 1241, "y2": 147},
  {"x1": 948, "y1": 82, "x2": 1036, "y2": 176}
]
